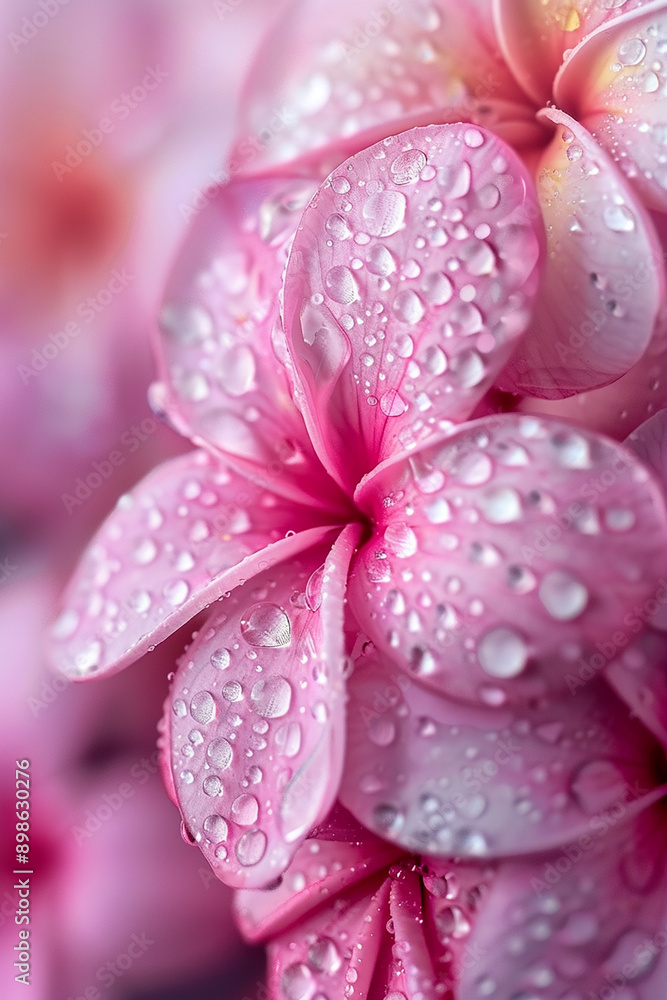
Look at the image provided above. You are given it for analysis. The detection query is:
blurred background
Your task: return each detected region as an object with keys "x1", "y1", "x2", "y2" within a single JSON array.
[{"x1": 0, "y1": 1, "x2": 285, "y2": 996}]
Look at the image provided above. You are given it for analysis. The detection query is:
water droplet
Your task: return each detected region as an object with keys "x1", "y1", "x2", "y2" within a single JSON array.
[
  {"x1": 281, "y1": 963, "x2": 315, "y2": 1000},
  {"x1": 368, "y1": 717, "x2": 397, "y2": 747},
  {"x1": 231, "y1": 793, "x2": 259, "y2": 826},
  {"x1": 618, "y1": 37, "x2": 646, "y2": 66},
  {"x1": 571, "y1": 760, "x2": 629, "y2": 814},
  {"x1": 450, "y1": 349, "x2": 485, "y2": 388},
  {"x1": 363, "y1": 190, "x2": 407, "y2": 237},
  {"x1": 206, "y1": 737, "x2": 233, "y2": 770},
  {"x1": 325, "y1": 265, "x2": 359, "y2": 304},
  {"x1": 203, "y1": 775, "x2": 223, "y2": 796},
  {"x1": 393, "y1": 289, "x2": 425, "y2": 325},
  {"x1": 308, "y1": 936, "x2": 342, "y2": 974},
  {"x1": 325, "y1": 213, "x2": 352, "y2": 240},
  {"x1": 251, "y1": 675, "x2": 292, "y2": 718},
  {"x1": 276, "y1": 720, "x2": 302, "y2": 757},
  {"x1": 479, "y1": 487, "x2": 522, "y2": 523},
  {"x1": 222, "y1": 680, "x2": 243, "y2": 702},
  {"x1": 391, "y1": 148, "x2": 427, "y2": 185},
  {"x1": 380, "y1": 389, "x2": 407, "y2": 417},
  {"x1": 384, "y1": 523, "x2": 418, "y2": 558},
  {"x1": 190, "y1": 690, "x2": 216, "y2": 725},
  {"x1": 235, "y1": 828, "x2": 267, "y2": 867},
  {"x1": 437, "y1": 905, "x2": 472, "y2": 938},
  {"x1": 241, "y1": 603, "x2": 291, "y2": 647},
  {"x1": 478, "y1": 627, "x2": 528, "y2": 678},
  {"x1": 134, "y1": 539, "x2": 158, "y2": 565},
  {"x1": 603, "y1": 203, "x2": 636, "y2": 233},
  {"x1": 366, "y1": 244, "x2": 397, "y2": 276},
  {"x1": 211, "y1": 648, "x2": 231, "y2": 670},
  {"x1": 605, "y1": 508, "x2": 635, "y2": 532},
  {"x1": 164, "y1": 579, "x2": 189, "y2": 607},
  {"x1": 203, "y1": 814, "x2": 228, "y2": 842},
  {"x1": 539, "y1": 571, "x2": 588, "y2": 620}
]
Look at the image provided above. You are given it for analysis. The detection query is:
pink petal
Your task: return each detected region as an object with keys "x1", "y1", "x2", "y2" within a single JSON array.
[
  {"x1": 267, "y1": 877, "x2": 391, "y2": 1000},
  {"x1": 233, "y1": 0, "x2": 526, "y2": 174},
  {"x1": 49, "y1": 449, "x2": 337, "y2": 679},
  {"x1": 494, "y1": 0, "x2": 650, "y2": 106},
  {"x1": 235, "y1": 804, "x2": 401, "y2": 941},
  {"x1": 605, "y1": 627, "x2": 667, "y2": 749},
  {"x1": 340, "y1": 649, "x2": 660, "y2": 859},
  {"x1": 154, "y1": 174, "x2": 353, "y2": 510},
  {"x1": 165, "y1": 525, "x2": 360, "y2": 889},
  {"x1": 556, "y1": 1, "x2": 667, "y2": 213},
  {"x1": 350, "y1": 414, "x2": 667, "y2": 706},
  {"x1": 500, "y1": 109, "x2": 663, "y2": 398},
  {"x1": 283, "y1": 124, "x2": 541, "y2": 493},
  {"x1": 460, "y1": 806, "x2": 667, "y2": 1000}
]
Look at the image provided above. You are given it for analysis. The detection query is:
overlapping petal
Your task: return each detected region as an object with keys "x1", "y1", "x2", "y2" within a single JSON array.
[
  {"x1": 340, "y1": 650, "x2": 660, "y2": 859},
  {"x1": 233, "y1": 0, "x2": 528, "y2": 175},
  {"x1": 556, "y1": 0, "x2": 667, "y2": 214},
  {"x1": 350, "y1": 414, "x2": 667, "y2": 705},
  {"x1": 154, "y1": 173, "x2": 353, "y2": 510},
  {"x1": 50, "y1": 449, "x2": 336, "y2": 679},
  {"x1": 500, "y1": 109, "x2": 663, "y2": 398},
  {"x1": 460, "y1": 807, "x2": 667, "y2": 1000},
  {"x1": 165, "y1": 525, "x2": 359, "y2": 888},
  {"x1": 494, "y1": 0, "x2": 651, "y2": 106},
  {"x1": 283, "y1": 124, "x2": 541, "y2": 492}
]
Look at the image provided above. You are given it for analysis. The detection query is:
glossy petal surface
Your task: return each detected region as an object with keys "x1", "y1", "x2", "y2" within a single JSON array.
[
  {"x1": 461, "y1": 807, "x2": 667, "y2": 1000},
  {"x1": 350, "y1": 414, "x2": 667, "y2": 705},
  {"x1": 233, "y1": 0, "x2": 526, "y2": 173},
  {"x1": 50, "y1": 450, "x2": 334, "y2": 679},
  {"x1": 154, "y1": 174, "x2": 353, "y2": 509},
  {"x1": 557, "y1": 1, "x2": 667, "y2": 213},
  {"x1": 501, "y1": 109, "x2": 663, "y2": 398},
  {"x1": 166, "y1": 526, "x2": 359, "y2": 888},
  {"x1": 341, "y1": 651, "x2": 660, "y2": 859},
  {"x1": 283, "y1": 124, "x2": 541, "y2": 492}
]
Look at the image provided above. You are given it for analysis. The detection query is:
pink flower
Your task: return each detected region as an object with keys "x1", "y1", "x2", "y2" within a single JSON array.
[
  {"x1": 50, "y1": 121, "x2": 667, "y2": 899},
  {"x1": 1, "y1": 571, "x2": 255, "y2": 998},
  {"x1": 234, "y1": 0, "x2": 667, "y2": 415}
]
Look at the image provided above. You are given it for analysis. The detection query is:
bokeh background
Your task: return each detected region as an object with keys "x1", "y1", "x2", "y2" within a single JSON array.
[{"x1": 0, "y1": 1, "x2": 286, "y2": 995}]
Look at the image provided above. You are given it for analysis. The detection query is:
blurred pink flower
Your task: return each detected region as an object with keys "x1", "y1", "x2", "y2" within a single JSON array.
[
  {"x1": 0, "y1": 0, "x2": 280, "y2": 534},
  {"x1": 50, "y1": 123, "x2": 667, "y2": 903},
  {"x1": 234, "y1": 0, "x2": 667, "y2": 420},
  {"x1": 1, "y1": 571, "x2": 254, "y2": 998}
]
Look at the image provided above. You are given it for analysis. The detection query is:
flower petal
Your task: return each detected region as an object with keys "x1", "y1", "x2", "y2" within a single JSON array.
[
  {"x1": 233, "y1": 0, "x2": 526, "y2": 174},
  {"x1": 605, "y1": 627, "x2": 667, "y2": 749},
  {"x1": 283, "y1": 124, "x2": 541, "y2": 493},
  {"x1": 267, "y1": 876, "x2": 391, "y2": 1000},
  {"x1": 165, "y1": 525, "x2": 360, "y2": 889},
  {"x1": 494, "y1": 0, "x2": 651, "y2": 107},
  {"x1": 154, "y1": 173, "x2": 352, "y2": 511},
  {"x1": 49, "y1": 449, "x2": 336, "y2": 679},
  {"x1": 460, "y1": 807, "x2": 667, "y2": 1000},
  {"x1": 556, "y1": 0, "x2": 667, "y2": 213},
  {"x1": 235, "y1": 804, "x2": 401, "y2": 941},
  {"x1": 500, "y1": 109, "x2": 663, "y2": 398},
  {"x1": 350, "y1": 414, "x2": 667, "y2": 706},
  {"x1": 341, "y1": 650, "x2": 660, "y2": 859}
]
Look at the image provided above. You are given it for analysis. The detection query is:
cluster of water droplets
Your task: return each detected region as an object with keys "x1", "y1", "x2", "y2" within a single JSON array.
[
  {"x1": 350, "y1": 414, "x2": 654, "y2": 707},
  {"x1": 170, "y1": 556, "x2": 339, "y2": 884},
  {"x1": 292, "y1": 125, "x2": 538, "y2": 467},
  {"x1": 158, "y1": 177, "x2": 317, "y2": 469}
]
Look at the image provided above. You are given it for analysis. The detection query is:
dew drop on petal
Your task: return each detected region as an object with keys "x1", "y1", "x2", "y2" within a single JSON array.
[
  {"x1": 539, "y1": 571, "x2": 588, "y2": 621},
  {"x1": 250, "y1": 676, "x2": 292, "y2": 718},
  {"x1": 203, "y1": 814, "x2": 228, "y2": 843},
  {"x1": 235, "y1": 829, "x2": 267, "y2": 867},
  {"x1": 391, "y1": 148, "x2": 427, "y2": 185},
  {"x1": 190, "y1": 690, "x2": 216, "y2": 725},
  {"x1": 210, "y1": 647, "x2": 231, "y2": 670},
  {"x1": 477, "y1": 627, "x2": 528, "y2": 678},
  {"x1": 363, "y1": 190, "x2": 407, "y2": 237},
  {"x1": 241, "y1": 603, "x2": 291, "y2": 647},
  {"x1": 206, "y1": 737, "x2": 233, "y2": 770}
]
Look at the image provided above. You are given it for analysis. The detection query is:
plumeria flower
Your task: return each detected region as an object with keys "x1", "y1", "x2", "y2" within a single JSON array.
[
  {"x1": 233, "y1": 0, "x2": 667, "y2": 415},
  {"x1": 51, "y1": 123, "x2": 667, "y2": 896}
]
